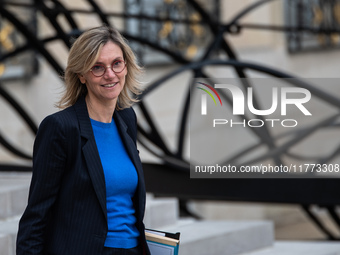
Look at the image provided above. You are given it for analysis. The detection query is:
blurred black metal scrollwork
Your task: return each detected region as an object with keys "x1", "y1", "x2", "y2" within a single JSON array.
[
  {"x1": 1, "y1": 0, "x2": 340, "y2": 240},
  {"x1": 286, "y1": 0, "x2": 340, "y2": 53}
]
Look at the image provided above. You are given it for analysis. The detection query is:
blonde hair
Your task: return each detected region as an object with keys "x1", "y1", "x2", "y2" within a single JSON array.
[{"x1": 58, "y1": 25, "x2": 143, "y2": 110}]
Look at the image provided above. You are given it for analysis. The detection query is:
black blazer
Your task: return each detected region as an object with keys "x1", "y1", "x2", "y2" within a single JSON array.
[{"x1": 17, "y1": 96, "x2": 150, "y2": 255}]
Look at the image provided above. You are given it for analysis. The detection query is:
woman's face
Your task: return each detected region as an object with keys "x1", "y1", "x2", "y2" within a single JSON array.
[{"x1": 79, "y1": 41, "x2": 127, "y2": 106}]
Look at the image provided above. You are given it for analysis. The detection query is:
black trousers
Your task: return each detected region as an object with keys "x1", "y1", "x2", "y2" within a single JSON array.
[{"x1": 103, "y1": 245, "x2": 142, "y2": 255}]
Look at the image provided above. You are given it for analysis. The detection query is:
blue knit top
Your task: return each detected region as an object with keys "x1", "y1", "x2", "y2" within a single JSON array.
[{"x1": 91, "y1": 118, "x2": 139, "y2": 249}]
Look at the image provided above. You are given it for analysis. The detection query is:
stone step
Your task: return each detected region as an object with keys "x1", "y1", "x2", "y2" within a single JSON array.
[
  {"x1": 0, "y1": 173, "x2": 30, "y2": 255},
  {"x1": 0, "y1": 172, "x2": 31, "y2": 220},
  {"x1": 0, "y1": 217, "x2": 19, "y2": 255},
  {"x1": 162, "y1": 220, "x2": 274, "y2": 255},
  {"x1": 144, "y1": 194, "x2": 179, "y2": 229},
  {"x1": 0, "y1": 178, "x2": 179, "y2": 254},
  {"x1": 244, "y1": 241, "x2": 340, "y2": 255}
]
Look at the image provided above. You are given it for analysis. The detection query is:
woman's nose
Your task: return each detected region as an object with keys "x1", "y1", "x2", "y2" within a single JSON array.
[{"x1": 104, "y1": 66, "x2": 117, "y2": 78}]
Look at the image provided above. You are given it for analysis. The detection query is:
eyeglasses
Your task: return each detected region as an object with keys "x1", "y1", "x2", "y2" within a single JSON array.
[{"x1": 90, "y1": 60, "x2": 126, "y2": 77}]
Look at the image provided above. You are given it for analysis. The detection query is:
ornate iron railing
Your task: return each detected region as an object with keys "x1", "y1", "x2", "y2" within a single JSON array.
[{"x1": 1, "y1": 0, "x2": 340, "y2": 240}]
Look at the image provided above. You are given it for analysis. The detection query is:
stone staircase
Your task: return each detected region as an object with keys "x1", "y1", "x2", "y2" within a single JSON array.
[
  {"x1": 0, "y1": 172, "x2": 30, "y2": 255},
  {"x1": 244, "y1": 241, "x2": 340, "y2": 255},
  {"x1": 144, "y1": 196, "x2": 340, "y2": 255},
  {"x1": 1, "y1": 172, "x2": 340, "y2": 255}
]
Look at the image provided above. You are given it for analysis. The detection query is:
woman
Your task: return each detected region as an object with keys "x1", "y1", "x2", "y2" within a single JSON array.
[{"x1": 17, "y1": 25, "x2": 150, "y2": 255}]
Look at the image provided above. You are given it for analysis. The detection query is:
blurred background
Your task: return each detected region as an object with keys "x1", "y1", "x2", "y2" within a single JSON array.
[{"x1": 2, "y1": 0, "x2": 340, "y2": 254}]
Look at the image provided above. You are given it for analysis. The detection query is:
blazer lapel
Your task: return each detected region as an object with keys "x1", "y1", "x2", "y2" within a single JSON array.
[
  {"x1": 114, "y1": 111, "x2": 146, "y2": 213},
  {"x1": 73, "y1": 97, "x2": 145, "y2": 222},
  {"x1": 74, "y1": 96, "x2": 107, "y2": 220},
  {"x1": 114, "y1": 111, "x2": 143, "y2": 175}
]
